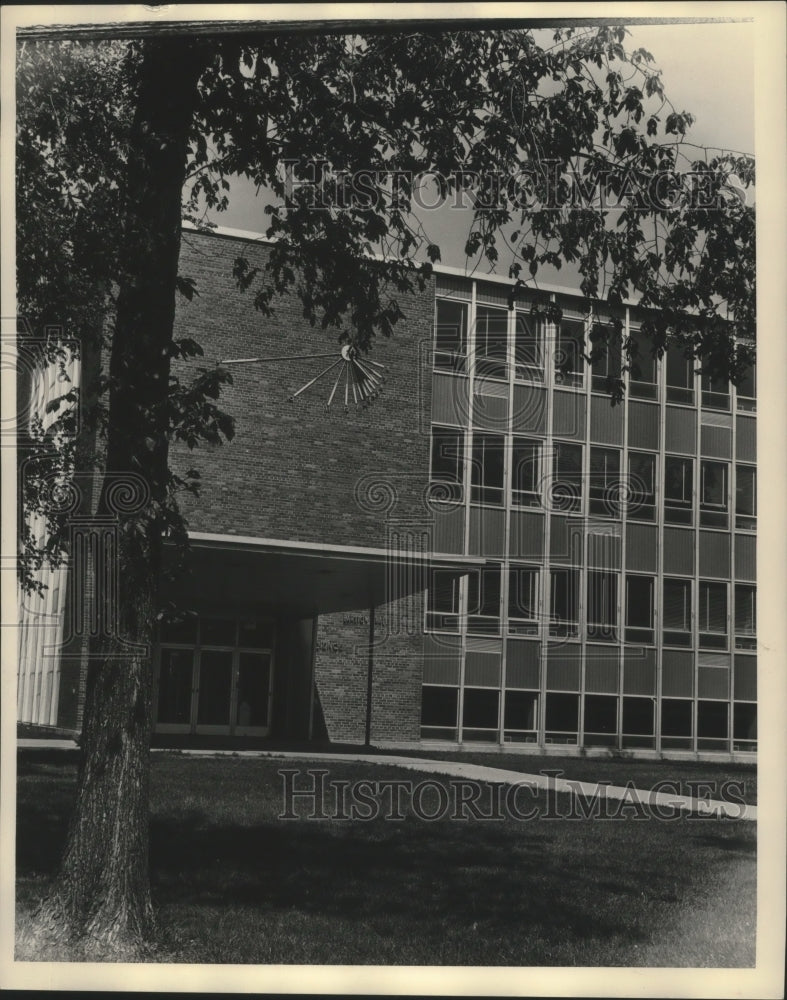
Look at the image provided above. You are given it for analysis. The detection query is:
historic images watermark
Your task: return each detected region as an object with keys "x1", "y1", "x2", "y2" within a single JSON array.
[
  {"x1": 279, "y1": 768, "x2": 749, "y2": 822},
  {"x1": 279, "y1": 161, "x2": 750, "y2": 213}
]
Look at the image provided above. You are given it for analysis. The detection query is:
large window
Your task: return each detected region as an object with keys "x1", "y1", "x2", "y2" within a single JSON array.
[
  {"x1": 625, "y1": 575, "x2": 655, "y2": 644},
  {"x1": 589, "y1": 447, "x2": 621, "y2": 517},
  {"x1": 590, "y1": 322, "x2": 621, "y2": 392},
  {"x1": 587, "y1": 571, "x2": 618, "y2": 642},
  {"x1": 426, "y1": 570, "x2": 461, "y2": 633},
  {"x1": 508, "y1": 565, "x2": 539, "y2": 635},
  {"x1": 511, "y1": 438, "x2": 541, "y2": 507},
  {"x1": 701, "y1": 369, "x2": 730, "y2": 411},
  {"x1": 552, "y1": 441, "x2": 583, "y2": 512},
  {"x1": 549, "y1": 568, "x2": 579, "y2": 637},
  {"x1": 663, "y1": 578, "x2": 692, "y2": 646},
  {"x1": 434, "y1": 298, "x2": 467, "y2": 372},
  {"x1": 554, "y1": 318, "x2": 585, "y2": 387},
  {"x1": 430, "y1": 426, "x2": 464, "y2": 501},
  {"x1": 475, "y1": 305, "x2": 508, "y2": 379},
  {"x1": 628, "y1": 328, "x2": 658, "y2": 399},
  {"x1": 735, "y1": 464, "x2": 756, "y2": 529},
  {"x1": 627, "y1": 452, "x2": 656, "y2": 521},
  {"x1": 467, "y1": 563, "x2": 502, "y2": 635},
  {"x1": 700, "y1": 460, "x2": 728, "y2": 528},
  {"x1": 470, "y1": 432, "x2": 504, "y2": 506},
  {"x1": 666, "y1": 345, "x2": 695, "y2": 404},
  {"x1": 514, "y1": 311, "x2": 543, "y2": 381},
  {"x1": 734, "y1": 584, "x2": 756, "y2": 650},
  {"x1": 698, "y1": 581, "x2": 728, "y2": 649},
  {"x1": 664, "y1": 456, "x2": 693, "y2": 524}
]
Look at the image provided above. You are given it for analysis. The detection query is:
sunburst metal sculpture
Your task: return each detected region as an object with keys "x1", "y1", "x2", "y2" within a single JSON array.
[{"x1": 220, "y1": 344, "x2": 386, "y2": 411}]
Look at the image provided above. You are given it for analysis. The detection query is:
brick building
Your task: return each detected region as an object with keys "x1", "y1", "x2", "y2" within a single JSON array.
[{"x1": 17, "y1": 224, "x2": 757, "y2": 759}]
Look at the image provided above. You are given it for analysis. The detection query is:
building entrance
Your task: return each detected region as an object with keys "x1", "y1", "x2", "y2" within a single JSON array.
[{"x1": 154, "y1": 617, "x2": 275, "y2": 736}]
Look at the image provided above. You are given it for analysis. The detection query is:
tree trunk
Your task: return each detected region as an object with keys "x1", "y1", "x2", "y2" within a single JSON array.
[{"x1": 31, "y1": 37, "x2": 208, "y2": 959}]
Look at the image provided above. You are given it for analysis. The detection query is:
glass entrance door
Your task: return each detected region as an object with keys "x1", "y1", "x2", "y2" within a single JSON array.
[{"x1": 155, "y1": 618, "x2": 275, "y2": 737}]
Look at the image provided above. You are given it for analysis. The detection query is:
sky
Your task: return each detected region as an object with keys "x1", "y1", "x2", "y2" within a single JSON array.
[{"x1": 209, "y1": 18, "x2": 755, "y2": 279}]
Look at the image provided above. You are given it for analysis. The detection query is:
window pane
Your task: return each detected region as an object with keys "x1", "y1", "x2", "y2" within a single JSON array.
[
  {"x1": 201, "y1": 619, "x2": 236, "y2": 647},
  {"x1": 468, "y1": 564, "x2": 501, "y2": 632},
  {"x1": 663, "y1": 578, "x2": 691, "y2": 637},
  {"x1": 509, "y1": 566, "x2": 538, "y2": 621},
  {"x1": 627, "y1": 452, "x2": 656, "y2": 520},
  {"x1": 590, "y1": 447, "x2": 621, "y2": 516},
  {"x1": 157, "y1": 648, "x2": 193, "y2": 724},
  {"x1": 421, "y1": 686, "x2": 458, "y2": 727},
  {"x1": 622, "y1": 697, "x2": 654, "y2": 735},
  {"x1": 661, "y1": 699, "x2": 693, "y2": 737},
  {"x1": 733, "y1": 703, "x2": 757, "y2": 741},
  {"x1": 197, "y1": 650, "x2": 233, "y2": 725},
  {"x1": 462, "y1": 688, "x2": 499, "y2": 729},
  {"x1": 587, "y1": 571, "x2": 618, "y2": 641},
  {"x1": 591, "y1": 322, "x2": 622, "y2": 388},
  {"x1": 236, "y1": 652, "x2": 271, "y2": 727},
  {"x1": 697, "y1": 700, "x2": 728, "y2": 739},
  {"x1": 550, "y1": 568, "x2": 579, "y2": 627},
  {"x1": 736, "y1": 465, "x2": 756, "y2": 516},
  {"x1": 699, "y1": 581, "x2": 727, "y2": 632},
  {"x1": 665, "y1": 456, "x2": 693, "y2": 523},
  {"x1": 512, "y1": 438, "x2": 540, "y2": 506},
  {"x1": 666, "y1": 346, "x2": 693, "y2": 388},
  {"x1": 555, "y1": 318, "x2": 584, "y2": 386},
  {"x1": 431, "y1": 427, "x2": 463, "y2": 479},
  {"x1": 552, "y1": 441, "x2": 583, "y2": 511},
  {"x1": 435, "y1": 299, "x2": 467, "y2": 370},
  {"x1": 736, "y1": 361, "x2": 756, "y2": 410},
  {"x1": 629, "y1": 329, "x2": 656, "y2": 384},
  {"x1": 584, "y1": 694, "x2": 618, "y2": 733},
  {"x1": 545, "y1": 693, "x2": 579, "y2": 732},
  {"x1": 471, "y1": 433, "x2": 504, "y2": 505},
  {"x1": 626, "y1": 576, "x2": 654, "y2": 628},
  {"x1": 504, "y1": 691, "x2": 538, "y2": 730},
  {"x1": 734, "y1": 585, "x2": 756, "y2": 635},
  {"x1": 475, "y1": 306, "x2": 508, "y2": 378},
  {"x1": 515, "y1": 312, "x2": 543, "y2": 378},
  {"x1": 159, "y1": 617, "x2": 198, "y2": 645},
  {"x1": 427, "y1": 570, "x2": 461, "y2": 632},
  {"x1": 238, "y1": 620, "x2": 275, "y2": 649},
  {"x1": 701, "y1": 461, "x2": 728, "y2": 507},
  {"x1": 701, "y1": 369, "x2": 730, "y2": 410}
]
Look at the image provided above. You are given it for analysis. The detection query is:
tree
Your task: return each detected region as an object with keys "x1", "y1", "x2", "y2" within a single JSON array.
[{"x1": 16, "y1": 22, "x2": 754, "y2": 957}]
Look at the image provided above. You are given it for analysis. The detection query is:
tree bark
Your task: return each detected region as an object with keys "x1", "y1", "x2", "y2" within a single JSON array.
[{"x1": 35, "y1": 37, "x2": 208, "y2": 958}]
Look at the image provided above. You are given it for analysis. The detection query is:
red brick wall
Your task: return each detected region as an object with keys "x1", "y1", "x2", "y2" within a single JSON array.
[{"x1": 173, "y1": 229, "x2": 435, "y2": 550}]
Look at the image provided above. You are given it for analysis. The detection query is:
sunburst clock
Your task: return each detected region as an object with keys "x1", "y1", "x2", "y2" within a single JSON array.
[{"x1": 220, "y1": 344, "x2": 386, "y2": 411}]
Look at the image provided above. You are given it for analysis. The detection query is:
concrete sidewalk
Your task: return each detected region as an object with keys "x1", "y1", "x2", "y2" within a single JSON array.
[{"x1": 17, "y1": 740, "x2": 755, "y2": 820}]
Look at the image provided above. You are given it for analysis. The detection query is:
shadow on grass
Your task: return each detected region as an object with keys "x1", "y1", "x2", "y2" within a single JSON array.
[{"x1": 16, "y1": 753, "x2": 756, "y2": 965}]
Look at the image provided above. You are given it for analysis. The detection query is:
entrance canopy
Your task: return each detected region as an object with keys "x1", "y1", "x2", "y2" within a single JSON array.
[{"x1": 168, "y1": 532, "x2": 486, "y2": 617}]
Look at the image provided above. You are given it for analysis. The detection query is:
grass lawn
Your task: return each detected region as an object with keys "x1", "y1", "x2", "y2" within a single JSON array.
[{"x1": 16, "y1": 751, "x2": 756, "y2": 966}]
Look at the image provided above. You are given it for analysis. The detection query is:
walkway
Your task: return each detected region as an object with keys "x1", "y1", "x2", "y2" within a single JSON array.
[{"x1": 17, "y1": 740, "x2": 756, "y2": 820}]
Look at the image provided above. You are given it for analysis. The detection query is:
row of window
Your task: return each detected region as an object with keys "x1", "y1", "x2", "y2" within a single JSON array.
[
  {"x1": 431, "y1": 427, "x2": 757, "y2": 527},
  {"x1": 421, "y1": 686, "x2": 756, "y2": 749},
  {"x1": 435, "y1": 297, "x2": 756, "y2": 410},
  {"x1": 428, "y1": 568, "x2": 756, "y2": 649}
]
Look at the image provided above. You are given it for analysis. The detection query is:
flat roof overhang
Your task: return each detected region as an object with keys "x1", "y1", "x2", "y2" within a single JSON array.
[{"x1": 163, "y1": 532, "x2": 486, "y2": 618}]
